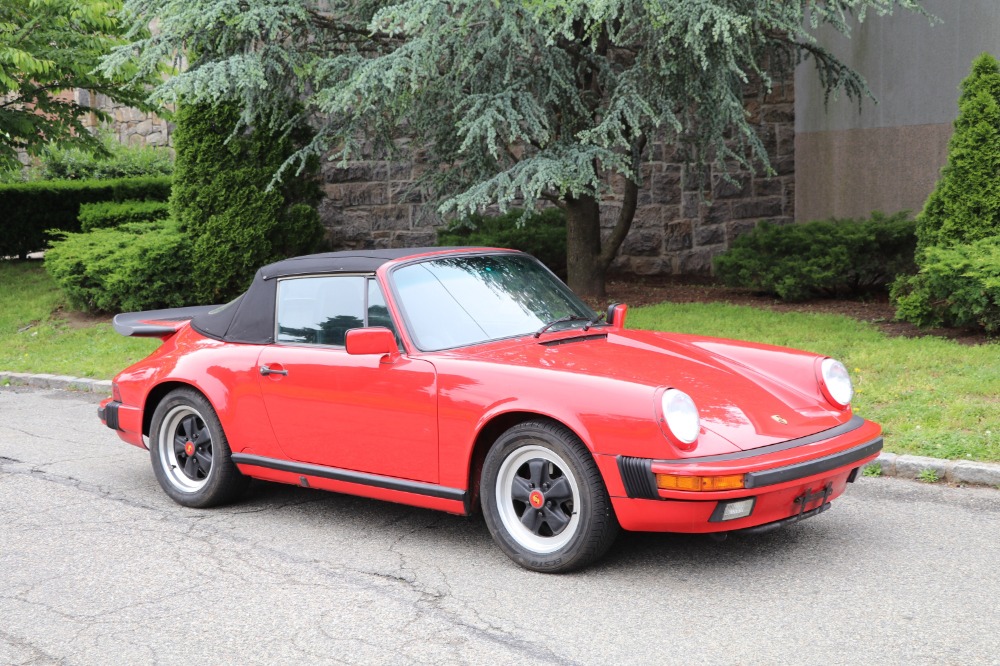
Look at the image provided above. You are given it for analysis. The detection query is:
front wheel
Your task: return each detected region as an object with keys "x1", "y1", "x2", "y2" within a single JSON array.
[
  {"x1": 149, "y1": 388, "x2": 248, "y2": 508},
  {"x1": 480, "y1": 420, "x2": 619, "y2": 573}
]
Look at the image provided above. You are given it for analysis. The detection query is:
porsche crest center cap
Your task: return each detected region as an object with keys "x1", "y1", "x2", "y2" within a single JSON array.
[
  {"x1": 529, "y1": 490, "x2": 545, "y2": 508},
  {"x1": 184, "y1": 441, "x2": 195, "y2": 456}
]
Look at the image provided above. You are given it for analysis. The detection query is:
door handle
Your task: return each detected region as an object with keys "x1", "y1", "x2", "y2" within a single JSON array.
[{"x1": 259, "y1": 365, "x2": 288, "y2": 377}]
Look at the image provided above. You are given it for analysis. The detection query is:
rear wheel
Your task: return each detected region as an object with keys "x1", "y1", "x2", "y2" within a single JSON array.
[
  {"x1": 149, "y1": 388, "x2": 248, "y2": 508},
  {"x1": 481, "y1": 420, "x2": 619, "y2": 573}
]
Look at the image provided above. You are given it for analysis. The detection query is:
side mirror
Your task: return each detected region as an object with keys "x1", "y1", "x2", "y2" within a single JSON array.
[
  {"x1": 345, "y1": 327, "x2": 399, "y2": 360},
  {"x1": 606, "y1": 302, "x2": 628, "y2": 328}
]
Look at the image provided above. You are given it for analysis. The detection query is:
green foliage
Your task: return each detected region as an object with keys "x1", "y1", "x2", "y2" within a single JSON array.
[
  {"x1": 45, "y1": 218, "x2": 194, "y2": 312},
  {"x1": 0, "y1": 0, "x2": 158, "y2": 168},
  {"x1": 437, "y1": 208, "x2": 567, "y2": 277},
  {"x1": 78, "y1": 199, "x2": 170, "y2": 231},
  {"x1": 916, "y1": 53, "x2": 1000, "y2": 251},
  {"x1": 896, "y1": 53, "x2": 1000, "y2": 334},
  {"x1": 105, "y1": 0, "x2": 926, "y2": 295},
  {"x1": 713, "y1": 212, "x2": 916, "y2": 301},
  {"x1": 170, "y1": 102, "x2": 325, "y2": 302},
  {"x1": 0, "y1": 176, "x2": 171, "y2": 258},
  {"x1": 892, "y1": 238, "x2": 1000, "y2": 335},
  {"x1": 25, "y1": 131, "x2": 174, "y2": 181},
  {"x1": 862, "y1": 463, "x2": 882, "y2": 477},
  {"x1": 917, "y1": 468, "x2": 940, "y2": 483}
]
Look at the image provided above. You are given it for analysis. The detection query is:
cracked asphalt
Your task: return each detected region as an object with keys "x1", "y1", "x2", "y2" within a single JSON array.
[{"x1": 1, "y1": 387, "x2": 999, "y2": 665}]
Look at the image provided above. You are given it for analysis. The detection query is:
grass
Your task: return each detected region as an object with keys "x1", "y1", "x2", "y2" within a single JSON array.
[
  {"x1": 0, "y1": 262, "x2": 157, "y2": 378},
  {"x1": 2, "y1": 261, "x2": 998, "y2": 463},
  {"x1": 630, "y1": 302, "x2": 1000, "y2": 463}
]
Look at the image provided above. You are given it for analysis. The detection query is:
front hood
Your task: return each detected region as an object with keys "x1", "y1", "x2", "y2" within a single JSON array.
[{"x1": 460, "y1": 329, "x2": 849, "y2": 450}]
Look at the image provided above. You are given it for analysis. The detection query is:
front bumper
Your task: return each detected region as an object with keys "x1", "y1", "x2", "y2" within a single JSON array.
[{"x1": 599, "y1": 416, "x2": 883, "y2": 533}]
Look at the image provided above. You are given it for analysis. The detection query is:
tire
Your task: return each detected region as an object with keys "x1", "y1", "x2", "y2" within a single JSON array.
[
  {"x1": 480, "y1": 420, "x2": 619, "y2": 573},
  {"x1": 148, "y1": 388, "x2": 248, "y2": 508}
]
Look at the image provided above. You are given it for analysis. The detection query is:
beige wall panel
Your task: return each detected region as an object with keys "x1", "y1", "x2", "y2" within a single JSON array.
[{"x1": 795, "y1": 123, "x2": 952, "y2": 221}]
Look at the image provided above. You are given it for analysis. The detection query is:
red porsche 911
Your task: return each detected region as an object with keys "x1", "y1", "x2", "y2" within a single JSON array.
[{"x1": 99, "y1": 248, "x2": 882, "y2": 572}]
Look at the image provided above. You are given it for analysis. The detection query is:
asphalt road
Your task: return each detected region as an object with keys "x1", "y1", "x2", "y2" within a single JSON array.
[{"x1": 1, "y1": 387, "x2": 998, "y2": 665}]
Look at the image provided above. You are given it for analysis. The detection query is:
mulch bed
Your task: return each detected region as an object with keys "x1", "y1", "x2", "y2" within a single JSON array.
[{"x1": 602, "y1": 277, "x2": 993, "y2": 346}]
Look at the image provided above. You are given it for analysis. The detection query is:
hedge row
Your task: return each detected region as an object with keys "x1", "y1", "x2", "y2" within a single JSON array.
[
  {"x1": 713, "y1": 212, "x2": 916, "y2": 301},
  {"x1": 78, "y1": 199, "x2": 171, "y2": 232},
  {"x1": 0, "y1": 176, "x2": 171, "y2": 258},
  {"x1": 45, "y1": 219, "x2": 194, "y2": 313}
]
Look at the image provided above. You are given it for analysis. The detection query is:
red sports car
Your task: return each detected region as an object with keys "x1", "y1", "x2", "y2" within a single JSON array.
[{"x1": 99, "y1": 248, "x2": 882, "y2": 572}]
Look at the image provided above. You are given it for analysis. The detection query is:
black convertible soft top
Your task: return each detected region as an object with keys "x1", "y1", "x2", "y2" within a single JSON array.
[{"x1": 190, "y1": 247, "x2": 470, "y2": 344}]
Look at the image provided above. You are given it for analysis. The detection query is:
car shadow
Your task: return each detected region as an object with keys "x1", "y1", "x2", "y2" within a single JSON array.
[{"x1": 233, "y1": 480, "x2": 837, "y2": 574}]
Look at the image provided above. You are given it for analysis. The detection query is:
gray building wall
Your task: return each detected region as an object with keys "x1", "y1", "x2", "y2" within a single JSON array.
[{"x1": 795, "y1": 0, "x2": 1000, "y2": 221}]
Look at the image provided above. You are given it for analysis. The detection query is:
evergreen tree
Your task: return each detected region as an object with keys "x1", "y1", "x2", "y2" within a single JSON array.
[
  {"x1": 916, "y1": 52, "x2": 1000, "y2": 251},
  {"x1": 171, "y1": 103, "x2": 325, "y2": 302},
  {"x1": 106, "y1": 0, "x2": 925, "y2": 296}
]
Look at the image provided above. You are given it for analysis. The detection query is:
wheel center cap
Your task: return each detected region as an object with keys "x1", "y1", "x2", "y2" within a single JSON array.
[
  {"x1": 529, "y1": 490, "x2": 545, "y2": 508},
  {"x1": 184, "y1": 441, "x2": 195, "y2": 456}
]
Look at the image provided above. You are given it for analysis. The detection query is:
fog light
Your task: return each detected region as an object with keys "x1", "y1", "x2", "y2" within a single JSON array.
[
  {"x1": 710, "y1": 498, "x2": 756, "y2": 522},
  {"x1": 656, "y1": 473, "x2": 745, "y2": 492}
]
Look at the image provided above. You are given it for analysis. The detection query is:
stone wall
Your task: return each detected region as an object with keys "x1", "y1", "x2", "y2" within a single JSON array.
[
  {"x1": 320, "y1": 81, "x2": 795, "y2": 277},
  {"x1": 76, "y1": 89, "x2": 174, "y2": 149}
]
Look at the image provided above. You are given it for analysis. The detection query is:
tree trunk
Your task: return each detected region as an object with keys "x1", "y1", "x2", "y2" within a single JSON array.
[
  {"x1": 564, "y1": 138, "x2": 646, "y2": 300},
  {"x1": 565, "y1": 194, "x2": 606, "y2": 298}
]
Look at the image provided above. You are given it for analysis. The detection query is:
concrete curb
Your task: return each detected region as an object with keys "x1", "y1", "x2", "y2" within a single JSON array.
[
  {"x1": 3, "y1": 370, "x2": 999, "y2": 489},
  {"x1": 1, "y1": 371, "x2": 112, "y2": 395},
  {"x1": 864, "y1": 452, "x2": 1000, "y2": 488}
]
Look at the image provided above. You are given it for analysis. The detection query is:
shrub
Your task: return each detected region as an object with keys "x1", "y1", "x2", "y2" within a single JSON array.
[
  {"x1": 79, "y1": 200, "x2": 171, "y2": 232},
  {"x1": 0, "y1": 176, "x2": 172, "y2": 258},
  {"x1": 895, "y1": 53, "x2": 1000, "y2": 334},
  {"x1": 27, "y1": 130, "x2": 174, "y2": 181},
  {"x1": 713, "y1": 212, "x2": 916, "y2": 301},
  {"x1": 891, "y1": 237, "x2": 1000, "y2": 335},
  {"x1": 915, "y1": 53, "x2": 1000, "y2": 251},
  {"x1": 171, "y1": 103, "x2": 325, "y2": 302},
  {"x1": 45, "y1": 219, "x2": 194, "y2": 313},
  {"x1": 437, "y1": 208, "x2": 567, "y2": 277}
]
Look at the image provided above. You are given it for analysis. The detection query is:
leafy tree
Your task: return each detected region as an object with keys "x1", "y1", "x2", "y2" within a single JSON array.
[
  {"x1": 915, "y1": 52, "x2": 1000, "y2": 251},
  {"x1": 0, "y1": 0, "x2": 153, "y2": 168},
  {"x1": 106, "y1": 0, "x2": 925, "y2": 296}
]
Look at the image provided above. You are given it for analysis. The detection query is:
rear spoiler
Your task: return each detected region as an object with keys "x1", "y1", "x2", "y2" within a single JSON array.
[{"x1": 112, "y1": 305, "x2": 217, "y2": 338}]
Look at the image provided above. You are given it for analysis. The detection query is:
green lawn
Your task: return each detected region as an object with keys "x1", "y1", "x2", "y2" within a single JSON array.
[
  {"x1": 631, "y1": 303, "x2": 999, "y2": 463},
  {"x1": 0, "y1": 262, "x2": 157, "y2": 378},
  {"x1": 2, "y1": 260, "x2": 998, "y2": 462}
]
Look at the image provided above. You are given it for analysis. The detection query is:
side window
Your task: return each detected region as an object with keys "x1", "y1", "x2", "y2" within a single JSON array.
[
  {"x1": 367, "y1": 279, "x2": 397, "y2": 335},
  {"x1": 276, "y1": 276, "x2": 365, "y2": 346}
]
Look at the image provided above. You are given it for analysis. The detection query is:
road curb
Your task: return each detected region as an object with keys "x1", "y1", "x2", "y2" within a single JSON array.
[
  {"x1": 3, "y1": 369, "x2": 999, "y2": 489},
  {"x1": 1, "y1": 371, "x2": 112, "y2": 394},
  {"x1": 865, "y1": 452, "x2": 1000, "y2": 488}
]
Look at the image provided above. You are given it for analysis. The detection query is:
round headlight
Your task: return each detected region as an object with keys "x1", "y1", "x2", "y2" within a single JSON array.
[
  {"x1": 820, "y1": 358, "x2": 854, "y2": 408},
  {"x1": 661, "y1": 389, "x2": 700, "y2": 446}
]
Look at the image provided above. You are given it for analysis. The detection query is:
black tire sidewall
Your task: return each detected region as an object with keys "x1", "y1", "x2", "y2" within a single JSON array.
[
  {"x1": 149, "y1": 388, "x2": 244, "y2": 508},
  {"x1": 481, "y1": 421, "x2": 615, "y2": 573}
]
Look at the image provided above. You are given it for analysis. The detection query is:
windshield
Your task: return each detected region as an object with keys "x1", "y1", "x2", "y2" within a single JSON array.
[{"x1": 391, "y1": 254, "x2": 597, "y2": 351}]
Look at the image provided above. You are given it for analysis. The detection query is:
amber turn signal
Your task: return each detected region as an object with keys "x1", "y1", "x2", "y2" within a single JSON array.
[{"x1": 656, "y1": 473, "x2": 746, "y2": 492}]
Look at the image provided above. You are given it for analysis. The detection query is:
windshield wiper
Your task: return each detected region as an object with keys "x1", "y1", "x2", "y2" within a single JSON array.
[
  {"x1": 533, "y1": 315, "x2": 590, "y2": 338},
  {"x1": 582, "y1": 312, "x2": 606, "y2": 331}
]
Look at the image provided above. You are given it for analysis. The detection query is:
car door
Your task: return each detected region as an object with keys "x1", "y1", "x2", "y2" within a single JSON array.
[{"x1": 257, "y1": 275, "x2": 439, "y2": 483}]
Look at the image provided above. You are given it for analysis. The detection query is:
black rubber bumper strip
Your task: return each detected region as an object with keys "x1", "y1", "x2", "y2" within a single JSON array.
[
  {"x1": 99, "y1": 401, "x2": 121, "y2": 431},
  {"x1": 743, "y1": 437, "x2": 883, "y2": 489},
  {"x1": 231, "y1": 453, "x2": 467, "y2": 503}
]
